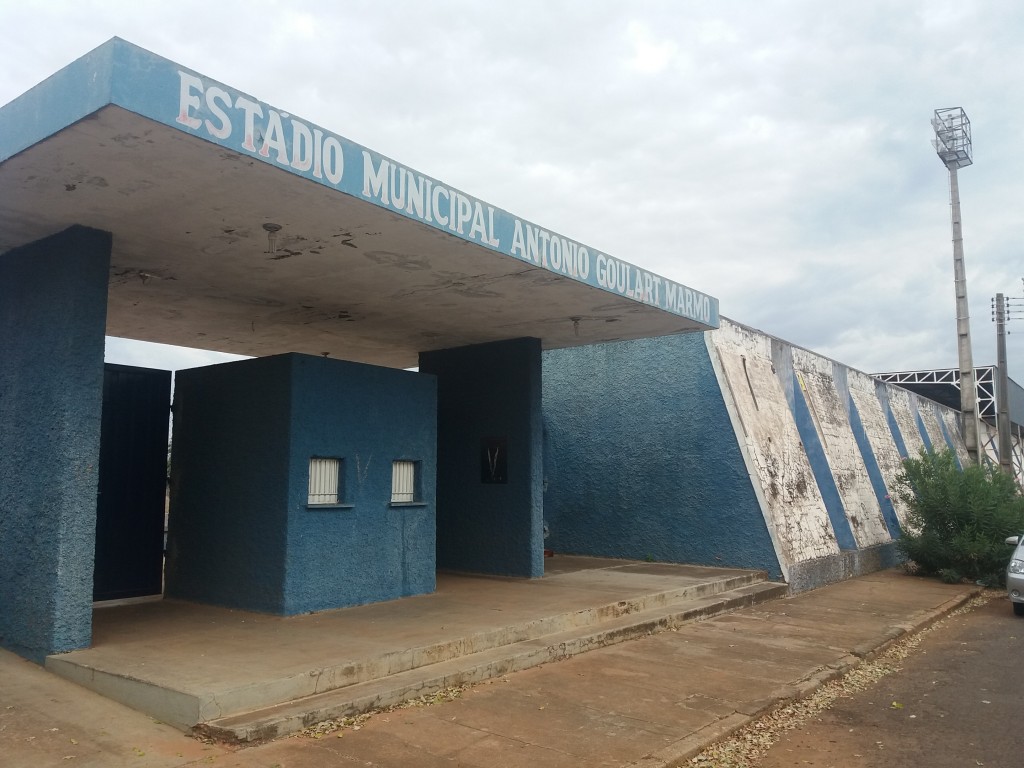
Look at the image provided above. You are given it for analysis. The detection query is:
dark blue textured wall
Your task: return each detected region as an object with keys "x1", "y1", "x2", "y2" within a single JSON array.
[
  {"x1": 0, "y1": 227, "x2": 110, "y2": 661},
  {"x1": 541, "y1": 334, "x2": 781, "y2": 577},
  {"x1": 284, "y1": 355, "x2": 436, "y2": 612},
  {"x1": 420, "y1": 338, "x2": 543, "y2": 578},
  {"x1": 166, "y1": 356, "x2": 292, "y2": 612},
  {"x1": 166, "y1": 354, "x2": 436, "y2": 614}
]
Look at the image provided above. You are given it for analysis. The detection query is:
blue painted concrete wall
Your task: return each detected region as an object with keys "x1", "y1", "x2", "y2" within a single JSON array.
[
  {"x1": 166, "y1": 356, "x2": 291, "y2": 612},
  {"x1": 420, "y1": 338, "x2": 544, "y2": 578},
  {"x1": 166, "y1": 353, "x2": 436, "y2": 614},
  {"x1": 541, "y1": 334, "x2": 782, "y2": 578},
  {"x1": 285, "y1": 355, "x2": 436, "y2": 612},
  {"x1": 0, "y1": 226, "x2": 110, "y2": 661}
]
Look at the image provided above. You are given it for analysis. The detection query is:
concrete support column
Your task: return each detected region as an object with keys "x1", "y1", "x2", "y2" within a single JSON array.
[
  {"x1": 420, "y1": 338, "x2": 543, "y2": 578},
  {"x1": 0, "y1": 226, "x2": 110, "y2": 661}
]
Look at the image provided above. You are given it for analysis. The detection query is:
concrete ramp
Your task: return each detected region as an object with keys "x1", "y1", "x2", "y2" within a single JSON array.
[{"x1": 46, "y1": 558, "x2": 784, "y2": 741}]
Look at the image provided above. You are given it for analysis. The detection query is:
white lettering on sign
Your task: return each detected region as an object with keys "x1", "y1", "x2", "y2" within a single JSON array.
[
  {"x1": 360, "y1": 153, "x2": 500, "y2": 247},
  {"x1": 509, "y1": 220, "x2": 591, "y2": 280},
  {"x1": 176, "y1": 71, "x2": 344, "y2": 186},
  {"x1": 664, "y1": 281, "x2": 713, "y2": 322},
  {"x1": 172, "y1": 69, "x2": 715, "y2": 325}
]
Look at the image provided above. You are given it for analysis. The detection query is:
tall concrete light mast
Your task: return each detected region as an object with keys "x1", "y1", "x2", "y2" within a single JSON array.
[{"x1": 932, "y1": 107, "x2": 979, "y2": 464}]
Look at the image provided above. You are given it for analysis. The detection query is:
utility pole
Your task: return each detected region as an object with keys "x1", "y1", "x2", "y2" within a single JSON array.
[
  {"x1": 994, "y1": 293, "x2": 1012, "y2": 473},
  {"x1": 993, "y1": 286, "x2": 1024, "y2": 481},
  {"x1": 932, "y1": 107, "x2": 979, "y2": 464}
]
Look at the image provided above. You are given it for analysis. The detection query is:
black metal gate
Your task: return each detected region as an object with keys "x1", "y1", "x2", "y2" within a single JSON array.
[{"x1": 94, "y1": 364, "x2": 171, "y2": 601}]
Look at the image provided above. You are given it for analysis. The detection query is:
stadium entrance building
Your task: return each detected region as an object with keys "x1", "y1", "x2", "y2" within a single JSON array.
[{"x1": 0, "y1": 39, "x2": 718, "y2": 662}]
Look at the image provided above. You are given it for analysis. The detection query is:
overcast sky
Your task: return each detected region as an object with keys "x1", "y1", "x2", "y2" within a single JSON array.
[{"x1": 2, "y1": 0, "x2": 1023, "y2": 380}]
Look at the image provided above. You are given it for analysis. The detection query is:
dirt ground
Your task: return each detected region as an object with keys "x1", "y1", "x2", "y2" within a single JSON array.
[{"x1": 710, "y1": 592, "x2": 1021, "y2": 768}]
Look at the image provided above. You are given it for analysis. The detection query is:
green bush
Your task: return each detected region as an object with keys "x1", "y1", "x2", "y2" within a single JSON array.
[{"x1": 895, "y1": 448, "x2": 1024, "y2": 586}]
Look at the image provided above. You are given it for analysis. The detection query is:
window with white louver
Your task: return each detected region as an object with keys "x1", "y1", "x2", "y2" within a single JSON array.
[
  {"x1": 391, "y1": 460, "x2": 417, "y2": 503},
  {"x1": 308, "y1": 457, "x2": 341, "y2": 505}
]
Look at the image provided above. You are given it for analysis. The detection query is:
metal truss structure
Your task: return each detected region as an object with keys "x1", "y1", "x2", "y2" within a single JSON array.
[
  {"x1": 875, "y1": 366, "x2": 1024, "y2": 487},
  {"x1": 874, "y1": 366, "x2": 996, "y2": 419},
  {"x1": 978, "y1": 419, "x2": 1024, "y2": 487}
]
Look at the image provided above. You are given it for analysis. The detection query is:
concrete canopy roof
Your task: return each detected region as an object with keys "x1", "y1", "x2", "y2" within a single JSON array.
[{"x1": 0, "y1": 39, "x2": 719, "y2": 369}]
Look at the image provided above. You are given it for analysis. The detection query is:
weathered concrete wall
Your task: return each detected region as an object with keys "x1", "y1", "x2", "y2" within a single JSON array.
[
  {"x1": 791, "y1": 347, "x2": 890, "y2": 548},
  {"x1": 918, "y1": 398, "x2": 954, "y2": 458},
  {"x1": 786, "y1": 544, "x2": 907, "y2": 594},
  {"x1": 0, "y1": 227, "x2": 110, "y2": 661},
  {"x1": 708, "y1": 321, "x2": 839, "y2": 579},
  {"x1": 884, "y1": 386, "x2": 929, "y2": 459},
  {"x1": 846, "y1": 371, "x2": 907, "y2": 534},
  {"x1": 771, "y1": 341, "x2": 858, "y2": 553},
  {"x1": 707, "y1": 319, "x2": 971, "y2": 589},
  {"x1": 709, "y1": 320, "x2": 969, "y2": 588},
  {"x1": 543, "y1": 316, "x2": 969, "y2": 593},
  {"x1": 942, "y1": 409, "x2": 973, "y2": 469}
]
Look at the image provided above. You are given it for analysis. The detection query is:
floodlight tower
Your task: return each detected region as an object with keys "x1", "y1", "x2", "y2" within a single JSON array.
[{"x1": 932, "y1": 107, "x2": 979, "y2": 464}]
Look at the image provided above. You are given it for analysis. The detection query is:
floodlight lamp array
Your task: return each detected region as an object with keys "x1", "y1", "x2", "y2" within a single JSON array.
[{"x1": 932, "y1": 107, "x2": 973, "y2": 169}]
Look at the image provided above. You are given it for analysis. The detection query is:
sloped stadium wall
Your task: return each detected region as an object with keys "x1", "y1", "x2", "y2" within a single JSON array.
[{"x1": 542, "y1": 318, "x2": 969, "y2": 592}]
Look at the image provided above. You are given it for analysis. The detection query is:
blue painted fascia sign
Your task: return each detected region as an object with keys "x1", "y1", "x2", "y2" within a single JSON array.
[{"x1": 0, "y1": 38, "x2": 719, "y2": 329}]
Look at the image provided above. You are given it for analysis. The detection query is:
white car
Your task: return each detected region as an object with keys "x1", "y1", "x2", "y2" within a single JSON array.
[{"x1": 1006, "y1": 534, "x2": 1024, "y2": 616}]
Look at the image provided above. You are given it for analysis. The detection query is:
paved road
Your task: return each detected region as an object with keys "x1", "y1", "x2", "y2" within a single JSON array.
[{"x1": 756, "y1": 594, "x2": 1023, "y2": 768}]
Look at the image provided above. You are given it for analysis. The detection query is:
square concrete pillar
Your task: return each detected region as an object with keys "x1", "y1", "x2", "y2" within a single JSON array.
[
  {"x1": 420, "y1": 337, "x2": 544, "y2": 578},
  {"x1": 0, "y1": 226, "x2": 110, "y2": 661}
]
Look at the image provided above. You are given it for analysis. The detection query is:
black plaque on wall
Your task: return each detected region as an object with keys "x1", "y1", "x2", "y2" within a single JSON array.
[{"x1": 480, "y1": 437, "x2": 508, "y2": 484}]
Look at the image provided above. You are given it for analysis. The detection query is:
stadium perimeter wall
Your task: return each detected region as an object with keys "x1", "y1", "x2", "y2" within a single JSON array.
[{"x1": 542, "y1": 318, "x2": 969, "y2": 592}]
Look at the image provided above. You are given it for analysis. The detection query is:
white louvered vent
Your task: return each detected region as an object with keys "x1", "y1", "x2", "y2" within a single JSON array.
[
  {"x1": 308, "y1": 457, "x2": 340, "y2": 505},
  {"x1": 391, "y1": 460, "x2": 417, "y2": 503}
]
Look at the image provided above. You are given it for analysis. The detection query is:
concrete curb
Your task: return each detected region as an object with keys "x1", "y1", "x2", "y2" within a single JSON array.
[
  {"x1": 196, "y1": 581, "x2": 788, "y2": 743},
  {"x1": 628, "y1": 584, "x2": 984, "y2": 768}
]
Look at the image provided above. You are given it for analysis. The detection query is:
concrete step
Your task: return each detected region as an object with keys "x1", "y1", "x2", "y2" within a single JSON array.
[
  {"x1": 52, "y1": 568, "x2": 769, "y2": 732},
  {"x1": 196, "y1": 580, "x2": 787, "y2": 743},
  {"x1": 47, "y1": 564, "x2": 778, "y2": 733}
]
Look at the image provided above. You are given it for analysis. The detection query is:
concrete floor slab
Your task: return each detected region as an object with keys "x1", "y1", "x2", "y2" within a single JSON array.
[
  {"x1": 3, "y1": 569, "x2": 982, "y2": 768},
  {"x1": 45, "y1": 557, "x2": 768, "y2": 732}
]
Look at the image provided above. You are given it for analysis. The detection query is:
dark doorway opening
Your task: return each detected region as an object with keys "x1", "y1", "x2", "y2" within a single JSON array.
[{"x1": 93, "y1": 364, "x2": 171, "y2": 602}]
